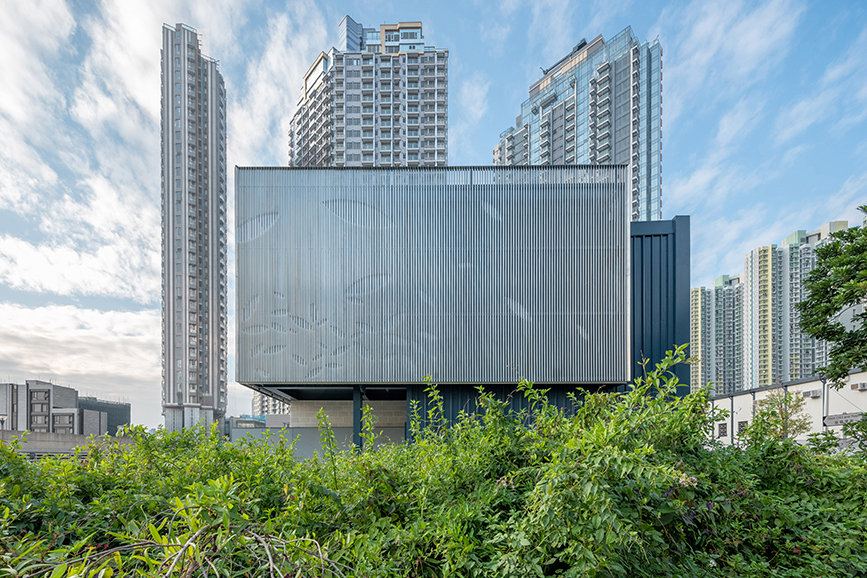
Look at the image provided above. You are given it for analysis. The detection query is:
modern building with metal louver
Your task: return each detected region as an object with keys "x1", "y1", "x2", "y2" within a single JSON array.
[{"x1": 236, "y1": 165, "x2": 633, "y2": 404}]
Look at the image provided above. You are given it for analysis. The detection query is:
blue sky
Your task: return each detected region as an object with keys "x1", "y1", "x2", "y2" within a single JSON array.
[{"x1": 1, "y1": 0, "x2": 865, "y2": 428}]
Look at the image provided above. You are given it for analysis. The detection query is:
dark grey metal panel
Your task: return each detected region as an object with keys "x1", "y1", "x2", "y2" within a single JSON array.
[
  {"x1": 236, "y1": 166, "x2": 630, "y2": 387},
  {"x1": 630, "y1": 215, "x2": 690, "y2": 393}
]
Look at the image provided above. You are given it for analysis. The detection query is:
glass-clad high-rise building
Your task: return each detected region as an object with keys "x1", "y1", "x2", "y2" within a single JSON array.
[
  {"x1": 493, "y1": 27, "x2": 662, "y2": 221},
  {"x1": 160, "y1": 23, "x2": 228, "y2": 431}
]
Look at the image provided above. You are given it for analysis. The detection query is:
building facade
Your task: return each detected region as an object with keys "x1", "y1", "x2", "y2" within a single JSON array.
[
  {"x1": 493, "y1": 27, "x2": 662, "y2": 221},
  {"x1": 252, "y1": 391, "x2": 289, "y2": 416},
  {"x1": 691, "y1": 221, "x2": 853, "y2": 393},
  {"x1": 710, "y1": 371, "x2": 867, "y2": 446},
  {"x1": 78, "y1": 397, "x2": 132, "y2": 436},
  {"x1": 289, "y1": 16, "x2": 448, "y2": 168},
  {"x1": 0, "y1": 381, "x2": 114, "y2": 436},
  {"x1": 713, "y1": 274, "x2": 744, "y2": 395},
  {"x1": 160, "y1": 23, "x2": 228, "y2": 431},
  {"x1": 631, "y1": 217, "x2": 691, "y2": 393},
  {"x1": 236, "y1": 165, "x2": 632, "y2": 396},
  {"x1": 690, "y1": 287, "x2": 713, "y2": 392}
]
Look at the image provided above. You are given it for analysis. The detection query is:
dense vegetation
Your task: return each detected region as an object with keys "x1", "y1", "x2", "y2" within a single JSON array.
[
  {"x1": 2, "y1": 348, "x2": 866, "y2": 577},
  {"x1": 797, "y1": 204, "x2": 867, "y2": 387}
]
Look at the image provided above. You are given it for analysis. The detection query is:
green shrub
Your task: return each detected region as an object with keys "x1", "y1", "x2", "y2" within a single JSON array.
[{"x1": 1, "y1": 346, "x2": 865, "y2": 577}]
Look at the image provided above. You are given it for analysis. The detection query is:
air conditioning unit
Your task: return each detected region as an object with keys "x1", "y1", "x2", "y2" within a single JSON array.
[
  {"x1": 802, "y1": 389, "x2": 821, "y2": 399},
  {"x1": 857, "y1": 383, "x2": 867, "y2": 392}
]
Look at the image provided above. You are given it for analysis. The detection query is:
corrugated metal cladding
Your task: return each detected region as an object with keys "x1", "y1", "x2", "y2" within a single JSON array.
[
  {"x1": 630, "y1": 216, "x2": 691, "y2": 394},
  {"x1": 235, "y1": 166, "x2": 630, "y2": 388}
]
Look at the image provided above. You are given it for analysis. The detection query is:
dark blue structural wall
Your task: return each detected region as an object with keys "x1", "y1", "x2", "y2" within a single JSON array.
[{"x1": 630, "y1": 216, "x2": 691, "y2": 395}]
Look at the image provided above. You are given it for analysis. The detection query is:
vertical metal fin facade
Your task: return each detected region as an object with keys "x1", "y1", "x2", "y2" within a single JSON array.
[{"x1": 236, "y1": 166, "x2": 630, "y2": 387}]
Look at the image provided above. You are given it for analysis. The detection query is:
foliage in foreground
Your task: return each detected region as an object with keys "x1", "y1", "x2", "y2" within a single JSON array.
[
  {"x1": 1, "y1": 347, "x2": 867, "y2": 577},
  {"x1": 797, "y1": 204, "x2": 867, "y2": 387}
]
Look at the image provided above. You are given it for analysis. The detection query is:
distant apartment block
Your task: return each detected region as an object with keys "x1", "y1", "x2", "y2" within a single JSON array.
[
  {"x1": 689, "y1": 287, "x2": 712, "y2": 392},
  {"x1": 288, "y1": 16, "x2": 448, "y2": 168},
  {"x1": 0, "y1": 380, "x2": 129, "y2": 436},
  {"x1": 493, "y1": 27, "x2": 662, "y2": 221},
  {"x1": 691, "y1": 221, "x2": 855, "y2": 393},
  {"x1": 252, "y1": 391, "x2": 289, "y2": 416},
  {"x1": 160, "y1": 23, "x2": 228, "y2": 431}
]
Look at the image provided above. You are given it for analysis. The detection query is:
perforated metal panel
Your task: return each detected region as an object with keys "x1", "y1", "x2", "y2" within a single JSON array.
[{"x1": 236, "y1": 166, "x2": 630, "y2": 387}]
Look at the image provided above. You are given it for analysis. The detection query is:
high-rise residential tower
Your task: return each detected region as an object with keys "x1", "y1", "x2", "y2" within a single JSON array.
[
  {"x1": 690, "y1": 221, "x2": 852, "y2": 393},
  {"x1": 289, "y1": 16, "x2": 448, "y2": 168},
  {"x1": 712, "y1": 274, "x2": 744, "y2": 395},
  {"x1": 160, "y1": 23, "x2": 228, "y2": 431},
  {"x1": 689, "y1": 287, "x2": 713, "y2": 393},
  {"x1": 493, "y1": 27, "x2": 662, "y2": 221},
  {"x1": 252, "y1": 391, "x2": 289, "y2": 416}
]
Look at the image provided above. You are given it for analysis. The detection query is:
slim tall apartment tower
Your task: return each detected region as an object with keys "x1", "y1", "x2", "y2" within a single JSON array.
[
  {"x1": 493, "y1": 27, "x2": 662, "y2": 221},
  {"x1": 689, "y1": 287, "x2": 714, "y2": 393},
  {"x1": 713, "y1": 274, "x2": 744, "y2": 395},
  {"x1": 743, "y1": 245, "x2": 785, "y2": 389},
  {"x1": 289, "y1": 16, "x2": 449, "y2": 168},
  {"x1": 161, "y1": 23, "x2": 228, "y2": 431}
]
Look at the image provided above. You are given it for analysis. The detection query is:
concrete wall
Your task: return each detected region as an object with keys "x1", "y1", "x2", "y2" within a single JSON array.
[
  {"x1": 710, "y1": 371, "x2": 867, "y2": 445},
  {"x1": 229, "y1": 426, "x2": 405, "y2": 460},
  {"x1": 264, "y1": 413, "x2": 291, "y2": 428},
  {"x1": 0, "y1": 430, "x2": 134, "y2": 458},
  {"x1": 80, "y1": 409, "x2": 107, "y2": 436},
  {"x1": 289, "y1": 400, "x2": 406, "y2": 428}
]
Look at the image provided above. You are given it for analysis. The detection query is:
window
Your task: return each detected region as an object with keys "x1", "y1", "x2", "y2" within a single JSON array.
[
  {"x1": 737, "y1": 421, "x2": 748, "y2": 435},
  {"x1": 718, "y1": 423, "x2": 728, "y2": 438}
]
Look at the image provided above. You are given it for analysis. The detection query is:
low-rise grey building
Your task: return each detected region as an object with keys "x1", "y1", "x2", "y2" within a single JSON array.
[{"x1": 0, "y1": 381, "x2": 126, "y2": 437}]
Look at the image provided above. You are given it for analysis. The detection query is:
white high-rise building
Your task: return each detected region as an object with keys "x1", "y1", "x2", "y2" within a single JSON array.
[
  {"x1": 252, "y1": 391, "x2": 289, "y2": 416},
  {"x1": 160, "y1": 23, "x2": 228, "y2": 431},
  {"x1": 289, "y1": 16, "x2": 448, "y2": 168}
]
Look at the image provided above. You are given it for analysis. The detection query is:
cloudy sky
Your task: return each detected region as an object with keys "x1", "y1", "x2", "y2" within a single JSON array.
[{"x1": 1, "y1": 0, "x2": 865, "y2": 427}]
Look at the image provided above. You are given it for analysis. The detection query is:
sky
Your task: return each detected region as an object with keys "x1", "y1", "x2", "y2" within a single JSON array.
[{"x1": 1, "y1": 0, "x2": 865, "y2": 428}]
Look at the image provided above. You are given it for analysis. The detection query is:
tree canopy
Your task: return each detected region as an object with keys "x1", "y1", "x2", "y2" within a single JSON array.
[{"x1": 798, "y1": 205, "x2": 867, "y2": 387}]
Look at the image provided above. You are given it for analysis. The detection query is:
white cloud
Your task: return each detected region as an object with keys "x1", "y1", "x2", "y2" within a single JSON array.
[
  {"x1": 774, "y1": 25, "x2": 867, "y2": 143},
  {"x1": 480, "y1": 23, "x2": 511, "y2": 56},
  {"x1": 690, "y1": 172, "x2": 867, "y2": 288},
  {"x1": 0, "y1": 302, "x2": 161, "y2": 426},
  {"x1": 528, "y1": 0, "x2": 576, "y2": 65},
  {"x1": 666, "y1": 98, "x2": 766, "y2": 212},
  {"x1": 229, "y1": 0, "x2": 329, "y2": 167},
  {"x1": 449, "y1": 72, "x2": 491, "y2": 162},
  {"x1": 0, "y1": 0, "x2": 75, "y2": 126},
  {"x1": 653, "y1": 0, "x2": 805, "y2": 126}
]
